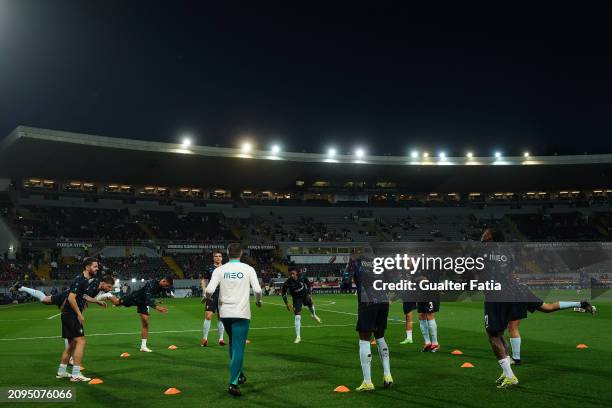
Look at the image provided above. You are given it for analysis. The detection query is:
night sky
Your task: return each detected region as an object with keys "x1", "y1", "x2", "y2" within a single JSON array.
[{"x1": 1, "y1": 1, "x2": 612, "y2": 156}]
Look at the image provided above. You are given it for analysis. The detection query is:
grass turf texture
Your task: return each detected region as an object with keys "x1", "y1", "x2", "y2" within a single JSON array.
[{"x1": 0, "y1": 294, "x2": 610, "y2": 408}]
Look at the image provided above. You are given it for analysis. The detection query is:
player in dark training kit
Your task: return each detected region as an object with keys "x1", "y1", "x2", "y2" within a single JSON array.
[
  {"x1": 281, "y1": 265, "x2": 321, "y2": 343},
  {"x1": 481, "y1": 227, "x2": 596, "y2": 389},
  {"x1": 200, "y1": 250, "x2": 225, "y2": 347},
  {"x1": 350, "y1": 255, "x2": 393, "y2": 392},
  {"x1": 55, "y1": 258, "x2": 101, "y2": 382},
  {"x1": 110, "y1": 276, "x2": 173, "y2": 352}
]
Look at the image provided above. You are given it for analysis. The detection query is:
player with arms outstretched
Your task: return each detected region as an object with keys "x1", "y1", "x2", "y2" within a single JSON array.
[
  {"x1": 281, "y1": 265, "x2": 321, "y2": 343},
  {"x1": 110, "y1": 276, "x2": 173, "y2": 352}
]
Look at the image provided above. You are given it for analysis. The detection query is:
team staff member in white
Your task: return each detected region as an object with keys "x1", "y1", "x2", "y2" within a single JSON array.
[{"x1": 205, "y1": 243, "x2": 262, "y2": 397}]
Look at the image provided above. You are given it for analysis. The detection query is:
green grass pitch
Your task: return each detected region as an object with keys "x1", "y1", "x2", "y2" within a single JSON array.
[{"x1": 1, "y1": 295, "x2": 610, "y2": 408}]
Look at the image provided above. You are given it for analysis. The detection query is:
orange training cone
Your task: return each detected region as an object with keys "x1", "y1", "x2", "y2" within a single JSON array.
[
  {"x1": 168, "y1": 345, "x2": 178, "y2": 350},
  {"x1": 164, "y1": 388, "x2": 181, "y2": 395},
  {"x1": 576, "y1": 344, "x2": 589, "y2": 349},
  {"x1": 370, "y1": 340, "x2": 377, "y2": 345},
  {"x1": 461, "y1": 362, "x2": 475, "y2": 368},
  {"x1": 451, "y1": 350, "x2": 463, "y2": 355},
  {"x1": 120, "y1": 352, "x2": 130, "y2": 358},
  {"x1": 246, "y1": 339, "x2": 251, "y2": 344},
  {"x1": 89, "y1": 378, "x2": 103, "y2": 385},
  {"x1": 334, "y1": 385, "x2": 350, "y2": 393}
]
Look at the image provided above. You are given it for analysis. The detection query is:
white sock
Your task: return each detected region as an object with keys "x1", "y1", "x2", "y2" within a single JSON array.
[
  {"x1": 141, "y1": 338, "x2": 147, "y2": 348},
  {"x1": 203, "y1": 319, "x2": 211, "y2": 340},
  {"x1": 376, "y1": 337, "x2": 391, "y2": 377},
  {"x1": 499, "y1": 357, "x2": 515, "y2": 378},
  {"x1": 217, "y1": 320, "x2": 225, "y2": 341},
  {"x1": 19, "y1": 287, "x2": 46, "y2": 301},
  {"x1": 406, "y1": 330, "x2": 413, "y2": 341},
  {"x1": 427, "y1": 319, "x2": 438, "y2": 345},
  {"x1": 295, "y1": 315, "x2": 301, "y2": 337},
  {"x1": 419, "y1": 319, "x2": 431, "y2": 344},
  {"x1": 72, "y1": 365, "x2": 81, "y2": 376},
  {"x1": 359, "y1": 340, "x2": 372, "y2": 383},
  {"x1": 510, "y1": 337, "x2": 521, "y2": 360},
  {"x1": 559, "y1": 301, "x2": 581, "y2": 309},
  {"x1": 308, "y1": 305, "x2": 316, "y2": 317},
  {"x1": 58, "y1": 363, "x2": 67, "y2": 375},
  {"x1": 64, "y1": 339, "x2": 69, "y2": 349}
]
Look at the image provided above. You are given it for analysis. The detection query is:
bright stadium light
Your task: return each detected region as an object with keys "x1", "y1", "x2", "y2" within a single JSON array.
[
  {"x1": 495, "y1": 151, "x2": 502, "y2": 159},
  {"x1": 131, "y1": 278, "x2": 136, "y2": 283},
  {"x1": 181, "y1": 138, "x2": 192, "y2": 148},
  {"x1": 355, "y1": 148, "x2": 365, "y2": 158},
  {"x1": 241, "y1": 142, "x2": 252, "y2": 153},
  {"x1": 423, "y1": 152, "x2": 429, "y2": 158},
  {"x1": 271, "y1": 145, "x2": 281, "y2": 154},
  {"x1": 328, "y1": 148, "x2": 337, "y2": 157},
  {"x1": 438, "y1": 151, "x2": 446, "y2": 159},
  {"x1": 410, "y1": 150, "x2": 419, "y2": 159},
  {"x1": 523, "y1": 151, "x2": 530, "y2": 158},
  {"x1": 466, "y1": 152, "x2": 473, "y2": 159}
]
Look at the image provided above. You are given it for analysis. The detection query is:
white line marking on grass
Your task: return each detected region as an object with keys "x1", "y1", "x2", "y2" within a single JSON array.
[
  {"x1": 47, "y1": 313, "x2": 60, "y2": 320},
  {"x1": 266, "y1": 300, "x2": 404, "y2": 323},
  {"x1": 0, "y1": 303, "x2": 29, "y2": 309},
  {"x1": 266, "y1": 301, "x2": 358, "y2": 316},
  {"x1": 0, "y1": 323, "x2": 355, "y2": 341}
]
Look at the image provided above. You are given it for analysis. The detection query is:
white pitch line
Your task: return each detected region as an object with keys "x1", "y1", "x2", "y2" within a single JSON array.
[
  {"x1": 47, "y1": 313, "x2": 61, "y2": 320},
  {"x1": 0, "y1": 323, "x2": 355, "y2": 341},
  {"x1": 0, "y1": 303, "x2": 29, "y2": 309},
  {"x1": 266, "y1": 301, "x2": 358, "y2": 316}
]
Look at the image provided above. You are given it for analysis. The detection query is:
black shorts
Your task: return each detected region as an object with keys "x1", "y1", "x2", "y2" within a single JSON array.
[
  {"x1": 61, "y1": 313, "x2": 84, "y2": 339},
  {"x1": 50, "y1": 294, "x2": 65, "y2": 308},
  {"x1": 356, "y1": 303, "x2": 389, "y2": 333},
  {"x1": 403, "y1": 302, "x2": 417, "y2": 314},
  {"x1": 205, "y1": 293, "x2": 219, "y2": 314},
  {"x1": 417, "y1": 301, "x2": 440, "y2": 314},
  {"x1": 509, "y1": 301, "x2": 544, "y2": 321},
  {"x1": 120, "y1": 297, "x2": 149, "y2": 315},
  {"x1": 485, "y1": 302, "x2": 515, "y2": 335},
  {"x1": 293, "y1": 295, "x2": 313, "y2": 313}
]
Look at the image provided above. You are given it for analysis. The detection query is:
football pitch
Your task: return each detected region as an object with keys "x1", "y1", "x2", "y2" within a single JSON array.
[{"x1": 1, "y1": 294, "x2": 610, "y2": 408}]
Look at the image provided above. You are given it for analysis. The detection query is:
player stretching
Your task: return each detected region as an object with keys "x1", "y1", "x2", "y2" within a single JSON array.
[
  {"x1": 281, "y1": 265, "x2": 322, "y2": 343},
  {"x1": 55, "y1": 258, "x2": 99, "y2": 382},
  {"x1": 205, "y1": 243, "x2": 262, "y2": 396},
  {"x1": 481, "y1": 227, "x2": 596, "y2": 388},
  {"x1": 506, "y1": 299, "x2": 595, "y2": 365},
  {"x1": 350, "y1": 256, "x2": 393, "y2": 392},
  {"x1": 109, "y1": 276, "x2": 173, "y2": 352},
  {"x1": 200, "y1": 250, "x2": 225, "y2": 347}
]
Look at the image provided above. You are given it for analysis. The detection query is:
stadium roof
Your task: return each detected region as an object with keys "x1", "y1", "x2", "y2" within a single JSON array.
[{"x1": 1, "y1": 126, "x2": 612, "y2": 192}]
